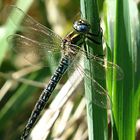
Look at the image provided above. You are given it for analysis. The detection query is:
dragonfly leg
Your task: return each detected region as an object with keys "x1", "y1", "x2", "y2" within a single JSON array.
[
  {"x1": 83, "y1": 42, "x2": 90, "y2": 59},
  {"x1": 96, "y1": 54, "x2": 105, "y2": 58},
  {"x1": 88, "y1": 27, "x2": 103, "y2": 37},
  {"x1": 86, "y1": 27, "x2": 103, "y2": 45}
]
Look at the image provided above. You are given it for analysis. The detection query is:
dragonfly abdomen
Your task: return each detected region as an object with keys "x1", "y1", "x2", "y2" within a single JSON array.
[
  {"x1": 21, "y1": 56, "x2": 71, "y2": 140},
  {"x1": 41, "y1": 56, "x2": 70, "y2": 102}
]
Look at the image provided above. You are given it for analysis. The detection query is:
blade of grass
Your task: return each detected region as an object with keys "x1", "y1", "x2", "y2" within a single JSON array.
[
  {"x1": 80, "y1": 0, "x2": 108, "y2": 140},
  {"x1": 104, "y1": 0, "x2": 140, "y2": 140},
  {"x1": 113, "y1": 0, "x2": 133, "y2": 139}
]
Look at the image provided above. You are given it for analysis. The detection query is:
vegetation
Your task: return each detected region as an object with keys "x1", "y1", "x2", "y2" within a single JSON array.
[{"x1": 0, "y1": 0, "x2": 139, "y2": 140}]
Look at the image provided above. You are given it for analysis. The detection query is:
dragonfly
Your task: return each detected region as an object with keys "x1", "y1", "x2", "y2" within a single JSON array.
[{"x1": 7, "y1": 5, "x2": 123, "y2": 140}]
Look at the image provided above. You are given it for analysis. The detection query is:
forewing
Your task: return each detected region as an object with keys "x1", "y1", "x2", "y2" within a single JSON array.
[
  {"x1": 77, "y1": 49, "x2": 124, "y2": 80},
  {"x1": 8, "y1": 5, "x2": 62, "y2": 50},
  {"x1": 8, "y1": 34, "x2": 62, "y2": 66}
]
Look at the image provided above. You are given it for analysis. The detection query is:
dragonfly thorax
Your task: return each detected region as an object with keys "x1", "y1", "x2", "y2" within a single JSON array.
[
  {"x1": 62, "y1": 39, "x2": 79, "y2": 57},
  {"x1": 73, "y1": 19, "x2": 90, "y2": 33}
]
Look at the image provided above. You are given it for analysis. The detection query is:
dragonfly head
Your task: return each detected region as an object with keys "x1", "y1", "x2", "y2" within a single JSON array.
[{"x1": 73, "y1": 19, "x2": 90, "y2": 34}]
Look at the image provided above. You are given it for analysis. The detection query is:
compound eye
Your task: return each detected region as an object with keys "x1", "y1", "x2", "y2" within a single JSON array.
[
  {"x1": 79, "y1": 24, "x2": 89, "y2": 32},
  {"x1": 73, "y1": 20, "x2": 90, "y2": 33}
]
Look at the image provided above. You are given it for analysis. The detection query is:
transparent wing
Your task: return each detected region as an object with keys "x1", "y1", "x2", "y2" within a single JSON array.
[
  {"x1": 8, "y1": 34, "x2": 62, "y2": 66},
  {"x1": 7, "y1": 5, "x2": 64, "y2": 66},
  {"x1": 67, "y1": 44, "x2": 123, "y2": 81},
  {"x1": 8, "y1": 5, "x2": 62, "y2": 47},
  {"x1": 76, "y1": 63, "x2": 111, "y2": 109},
  {"x1": 76, "y1": 48, "x2": 124, "y2": 80},
  {"x1": 67, "y1": 56, "x2": 111, "y2": 109},
  {"x1": 66, "y1": 43, "x2": 124, "y2": 108},
  {"x1": 64, "y1": 44, "x2": 111, "y2": 109}
]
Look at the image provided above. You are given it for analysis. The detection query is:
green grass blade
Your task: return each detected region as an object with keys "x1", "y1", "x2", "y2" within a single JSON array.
[
  {"x1": 105, "y1": 0, "x2": 140, "y2": 140},
  {"x1": 80, "y1": 0, "x2": 108, "y2": 140}
]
